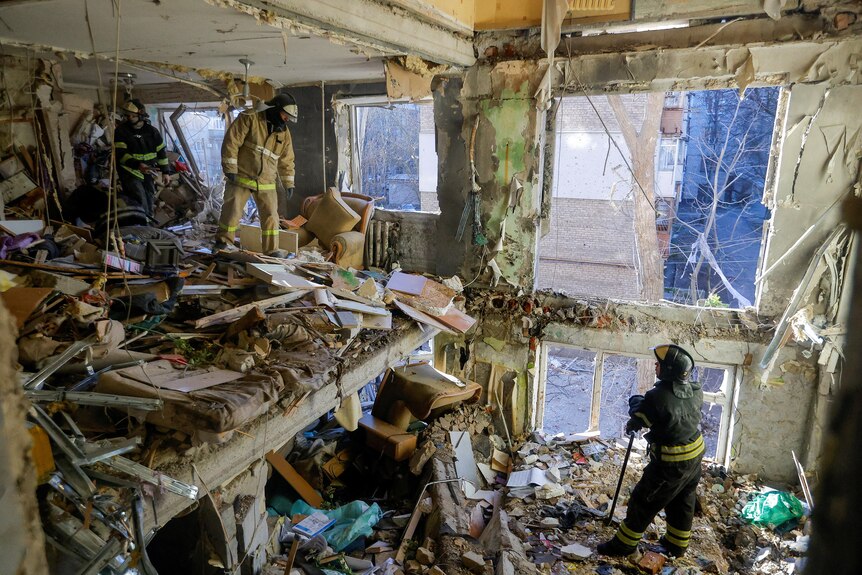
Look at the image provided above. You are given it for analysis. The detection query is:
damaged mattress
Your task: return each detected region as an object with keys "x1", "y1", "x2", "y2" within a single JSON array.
[{"x1": 94, "y1": 360, "x2": 283, "y2": 435}]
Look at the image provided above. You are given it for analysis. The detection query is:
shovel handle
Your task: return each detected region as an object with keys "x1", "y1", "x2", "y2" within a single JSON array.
[{"x1": 607, "y1": 432, "x2": 636, "y2": 525}]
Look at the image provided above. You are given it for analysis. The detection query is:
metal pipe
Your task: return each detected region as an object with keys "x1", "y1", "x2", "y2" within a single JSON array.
[
  {"x1": 133, "y1": 492, "x2": 161, "y2": 575},
  {"x1": 27, "y1": 390, "x2": 163, "y2": 411},
  {"x1": 102, "y1": 456, "x2": 199, "y2": 500},
  {"x1": 24, "y1": 340, "x2": 92, "y2": 390}
]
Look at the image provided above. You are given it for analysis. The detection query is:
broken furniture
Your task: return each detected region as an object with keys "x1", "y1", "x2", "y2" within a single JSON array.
[
  {"x1": 359, "y1": 362, "x2": 482, "y2": 461},
  {"x1": 293, "y1": 188, "x2": 375, "y2": 269}
]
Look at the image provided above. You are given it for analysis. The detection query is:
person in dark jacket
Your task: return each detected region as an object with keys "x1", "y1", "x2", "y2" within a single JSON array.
[
  {"x1": 597, "y1": 344, "x2": 704, "y2": 558},
  {"x1": 113, "y1": 99, "x2": 171, "y2": 218}
]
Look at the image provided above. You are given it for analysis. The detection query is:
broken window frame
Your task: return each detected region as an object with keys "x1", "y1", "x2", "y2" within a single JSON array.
[
  {"x1": 536, "y1": 341, "x2": 738, "y2": 466},
  {"x1": 153, "y1": 102, "x2": 229, "y2": 188},
  {"x1": 341, "y1": 95, "x2": 439, "y2": 213},
  {"x1": 539, "y1": 87, "x2": 784, "y2": 312}
]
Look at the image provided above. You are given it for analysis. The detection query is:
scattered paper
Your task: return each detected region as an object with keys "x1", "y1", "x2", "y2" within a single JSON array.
[{"x1": 506, "y1": 467, "x2": 550, "y2": 488}]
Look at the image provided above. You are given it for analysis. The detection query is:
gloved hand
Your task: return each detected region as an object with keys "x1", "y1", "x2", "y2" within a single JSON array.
[
  {"x1": 225, "y1": 172, "x2": 237, "y2": 183},
  {"x1": 625, "y1": 418, "x2": 643, "y2": 435},
  {"x1": 160, "y1": 172, "x2": 172, "y2": 186}
]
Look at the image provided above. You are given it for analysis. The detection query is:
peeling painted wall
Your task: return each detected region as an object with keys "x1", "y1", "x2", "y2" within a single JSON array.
[
  {"x1": 759, "y1": 83, "x2": 862, "y2": 316},
  {"x1": 454, "y1": 61, "x2": 545, "y2": 288}
]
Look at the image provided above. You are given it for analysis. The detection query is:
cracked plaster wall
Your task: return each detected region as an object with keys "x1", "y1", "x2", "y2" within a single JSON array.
[
  {"x1": 758, "y1": 82, "x2": 862, "y2": 316},
  {"x1": 0, "y1": 301, "x2": 49, "y2": 574},
  {"x1": 456, "y1": 293, "x2": 816, "y2": 481},
  {"x1": 424, "y1": 33, "x2": 862, "y2": 480}
]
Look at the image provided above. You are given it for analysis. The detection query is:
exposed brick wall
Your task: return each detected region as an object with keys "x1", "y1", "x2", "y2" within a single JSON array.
[
  {"x1": 558, "y1": 94, "x2": 647, "y2": 133},
  {"x1": 537, "y1": 197, "x2": 640, "y2": 299},
  {"x1": 419, "y1": 191, "x2": 440, "y2": 212}
]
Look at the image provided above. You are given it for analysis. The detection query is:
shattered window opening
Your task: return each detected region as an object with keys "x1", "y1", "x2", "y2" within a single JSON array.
[
  {"x1": 539, "y1": 88, "x2": 781, "y2": 310},
  {"x1": 538, "y1": 342, "x2": 734, "y2": 462},
  {"x1": 349, "y1": 100, "x2": 440, "y2": 213},
  {"x1": 156, "y1": 104, "x2": 228, "y2": 188}
]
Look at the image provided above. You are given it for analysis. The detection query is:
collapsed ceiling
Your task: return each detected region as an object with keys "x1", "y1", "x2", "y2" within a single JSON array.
[{"x1": 0, "y1": 0, "x2": 388, "y2": 87}]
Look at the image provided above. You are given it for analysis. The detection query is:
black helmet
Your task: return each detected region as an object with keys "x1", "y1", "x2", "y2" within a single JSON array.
[
  {"x1": 653, "y1": 344, "x2": 694, "y2": 382},
  {"x1": 119, "y1": 98, "x2": 148, "y2": 119},
  {"x1": 265, "y1": 93, "x2": 298, "y2": 123}
]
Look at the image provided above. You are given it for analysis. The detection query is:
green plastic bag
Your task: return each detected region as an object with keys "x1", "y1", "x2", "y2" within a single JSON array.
[
  {"x1": 741, "y1": 489, "x2": 804, "y2": 527},
  {"x1": 289, "y1": 499, "x2": 382, "y2": 552}
]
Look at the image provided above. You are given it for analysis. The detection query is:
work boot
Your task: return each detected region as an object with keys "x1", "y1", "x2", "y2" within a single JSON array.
[
  {"x1": 212, "y1": 240, "x2": 229, "y2": 252},
  {"x1": 597, "y1": 537, "x2": 636, "y2": 557},
  {"x1": 659, "y1": 537, "x2": 686, "y2": 557},
  {"x1": 266, "y1": 249, "x2": 291, "y2": 259}
]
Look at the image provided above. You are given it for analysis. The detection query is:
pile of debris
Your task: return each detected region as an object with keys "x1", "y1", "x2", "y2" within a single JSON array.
[
  {"x1": 0, "y1": 183, "x2": 477, "y2": 572},
  {"x1": 407, "y1": 418, "x2": 813, "y2": 575}
]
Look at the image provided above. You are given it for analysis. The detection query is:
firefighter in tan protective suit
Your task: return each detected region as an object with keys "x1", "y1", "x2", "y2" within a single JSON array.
[{"x1": 215, "y1": 93, "x2": 297, "y2": 254}]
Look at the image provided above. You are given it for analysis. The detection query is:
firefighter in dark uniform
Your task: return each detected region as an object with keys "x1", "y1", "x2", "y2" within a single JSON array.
[
  {"x1": 598, "y1": 344, "x2": 704, "y2": 557},
  {"x1": 113, "y1": 99, "x2": 171, "y2": 219}
]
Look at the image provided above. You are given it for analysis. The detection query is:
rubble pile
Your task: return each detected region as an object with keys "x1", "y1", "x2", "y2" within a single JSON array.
[
  {"x1": 463, "y1": 430, "x2": 811, "y2": 575},
  {"x1": 338, "y1": 397, "x2": 812, "y2": 575},
  {"x1": 0, "y1": 174, "x2": 476, "y2": 572}
]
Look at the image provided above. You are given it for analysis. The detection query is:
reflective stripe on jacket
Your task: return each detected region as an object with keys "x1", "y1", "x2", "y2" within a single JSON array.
[
  {"x1": 221, "y1": 110, "x2": 295, "y2": 190},
  {"x1": 114, "y1": 122, "x2": 169, "y2": 180}
]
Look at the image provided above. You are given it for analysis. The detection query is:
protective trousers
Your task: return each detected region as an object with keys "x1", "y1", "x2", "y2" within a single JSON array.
[
  {"x1": 217, "y1": 181, "x2": 280, "y2": 253},
  {"x1": 119, "y1": 176, "x2": 156, "y2": 219},
  {"x1": 611, "y1": 453, "x2": 702, "y2": 552}
]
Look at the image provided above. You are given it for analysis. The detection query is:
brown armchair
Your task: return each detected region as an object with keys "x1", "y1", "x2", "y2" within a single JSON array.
[{"x1": 293, "y1": 190, "x2": 374, "y2": 269}]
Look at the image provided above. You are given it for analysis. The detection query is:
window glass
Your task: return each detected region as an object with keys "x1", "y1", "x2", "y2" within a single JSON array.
[{"x1": 354, "y1": 102, "x2": 439, "y2": 212}]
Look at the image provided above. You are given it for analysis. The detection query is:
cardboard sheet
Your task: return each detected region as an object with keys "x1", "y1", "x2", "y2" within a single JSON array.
[
  {"x1": 1, "y1": 287, "x2": 53, "y2": 329},
  {"x1": 246, "y1": 263, "x2": 321, "y2": 288},
  {"x1": 119, "y1": 361, "x2": 244, "y2": 393},
  {"x1": 0, "y1": 219, "x2": 45, "y2": 235}
]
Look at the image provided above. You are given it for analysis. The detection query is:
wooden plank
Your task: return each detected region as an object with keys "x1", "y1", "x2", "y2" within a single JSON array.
[
  {"x1": 265, "y1": 451, "x2": 323, "y2": 508},
  {"x1": 193, "y1": 290, "x2": 311, "y2": 329},
  {"x1": 394, "y1": 300, "x2": 455, "y2": 334},
  {"x1": 435, "y1": 306, "x2": 477, "y2": 334},
  {"x1": 0, "y1": 259, "x2": 147, "y2": 278},
  {"x1": 334, "y1": 297, "x2": 390, "y2": 317}
]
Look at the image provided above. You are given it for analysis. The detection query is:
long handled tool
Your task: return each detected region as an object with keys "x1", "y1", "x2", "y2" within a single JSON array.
[{"x1": 607, "y1": 432, "x2": 636, "y2": 525}]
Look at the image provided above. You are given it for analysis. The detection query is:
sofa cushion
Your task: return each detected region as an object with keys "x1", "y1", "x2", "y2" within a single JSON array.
[{"x1": 305, "y1": 188, "x2": 361, "y2": 246}]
